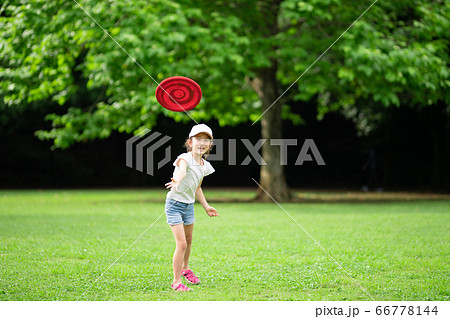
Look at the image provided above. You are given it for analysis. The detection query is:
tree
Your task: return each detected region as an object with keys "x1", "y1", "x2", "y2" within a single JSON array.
[{"x1": 1, "y1": 0, "x2": 448, "y2": 200}]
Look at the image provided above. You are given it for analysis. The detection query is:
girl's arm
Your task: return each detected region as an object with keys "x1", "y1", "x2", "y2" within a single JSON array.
[
  {"x1": 195, "y1": 181, "x2": 219, "y2": 217},
  {"x1": 165, "y1": 159, "x2": 187, "y2": 191}
]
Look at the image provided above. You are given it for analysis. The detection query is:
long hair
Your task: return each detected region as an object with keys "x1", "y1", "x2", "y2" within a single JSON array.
[{"x1": 184, "y1": 138, "x2": 213, "y2": 159}]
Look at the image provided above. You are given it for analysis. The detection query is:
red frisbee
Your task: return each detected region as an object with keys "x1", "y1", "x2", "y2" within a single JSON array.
[{"x1": 155, "y1": 76, "x2": 202, "y2": 112}]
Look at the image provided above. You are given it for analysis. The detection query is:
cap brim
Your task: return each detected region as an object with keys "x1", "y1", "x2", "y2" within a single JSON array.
[{"x1": 190, "y1": 131, "x2": 213, "y2": 139}]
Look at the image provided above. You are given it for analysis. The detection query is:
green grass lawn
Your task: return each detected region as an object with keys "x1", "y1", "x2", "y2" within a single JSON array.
[{"x1": 0, "y1": 189, "x2": 448, "y2": 301}]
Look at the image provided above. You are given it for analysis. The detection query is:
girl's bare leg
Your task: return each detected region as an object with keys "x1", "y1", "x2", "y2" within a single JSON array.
[
  {"x1": 170, "y1": 224, "x2": 187, "y2": 285},
  {"x1": 183, "y1": 223, "x2": 194, "y2": 270}
]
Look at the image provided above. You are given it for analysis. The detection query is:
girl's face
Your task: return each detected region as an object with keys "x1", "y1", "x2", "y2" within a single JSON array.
[{"x1": 190, "y1": 133, "x2": 212, "y2": 156}]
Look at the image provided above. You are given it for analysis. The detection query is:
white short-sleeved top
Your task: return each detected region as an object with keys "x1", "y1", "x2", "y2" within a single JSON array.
[{"x1": 166, "y1": 152, "x2": 215, "y2": 203}]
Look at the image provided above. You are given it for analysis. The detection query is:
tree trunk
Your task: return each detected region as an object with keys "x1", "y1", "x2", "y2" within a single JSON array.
[
  {"x1": 251, "y1": 0, "x2": 291, "y2": 202},
  {"x1": 251, "y1": 64, "x2": 291, "y2": 202}
]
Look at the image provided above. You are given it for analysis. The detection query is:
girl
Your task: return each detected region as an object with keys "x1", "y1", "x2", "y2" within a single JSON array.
[{"x1": 164, "y1": 124, "x2": 219, "y2": 292}]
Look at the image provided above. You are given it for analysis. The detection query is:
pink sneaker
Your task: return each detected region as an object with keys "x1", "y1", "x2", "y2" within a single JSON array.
[
  {"x1": 171, "y1": 283, "x2": 192, "y2": 292},
  {"x1": 181, "y1": 269, "x2": 201, "y2": 284}
]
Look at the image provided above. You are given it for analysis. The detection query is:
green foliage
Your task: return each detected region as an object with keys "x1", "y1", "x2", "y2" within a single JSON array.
[
  {"x1": 1, "y1": 189, "x2": 449, "y2": 300},
  {"x1": 334, "y1": 0, "x2": 450, "y2": 110},
  {"x1": 279, "y1": 0, "x2": 449, "y2": 114},
  {"x1": 1, "y1": 0, "x2": 448, "y2": 148}
]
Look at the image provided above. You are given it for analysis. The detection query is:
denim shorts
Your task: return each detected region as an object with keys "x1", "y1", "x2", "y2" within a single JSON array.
[{"x1": 165, "y1": 199, "x2": 195, "y2": 226}]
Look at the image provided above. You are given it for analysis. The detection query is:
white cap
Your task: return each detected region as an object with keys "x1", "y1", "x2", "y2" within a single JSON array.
[{"x1": 189, "y1": 124, "x2": 213, "y2": 139}]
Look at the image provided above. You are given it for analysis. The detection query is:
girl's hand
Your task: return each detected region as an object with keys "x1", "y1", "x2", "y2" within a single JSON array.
[
  {"x1": 165, "y1": 178, "x2": 180, "y2": 191},
  {"x1": 205, "y1": 206, "x2": 219, "y2": 217}
]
